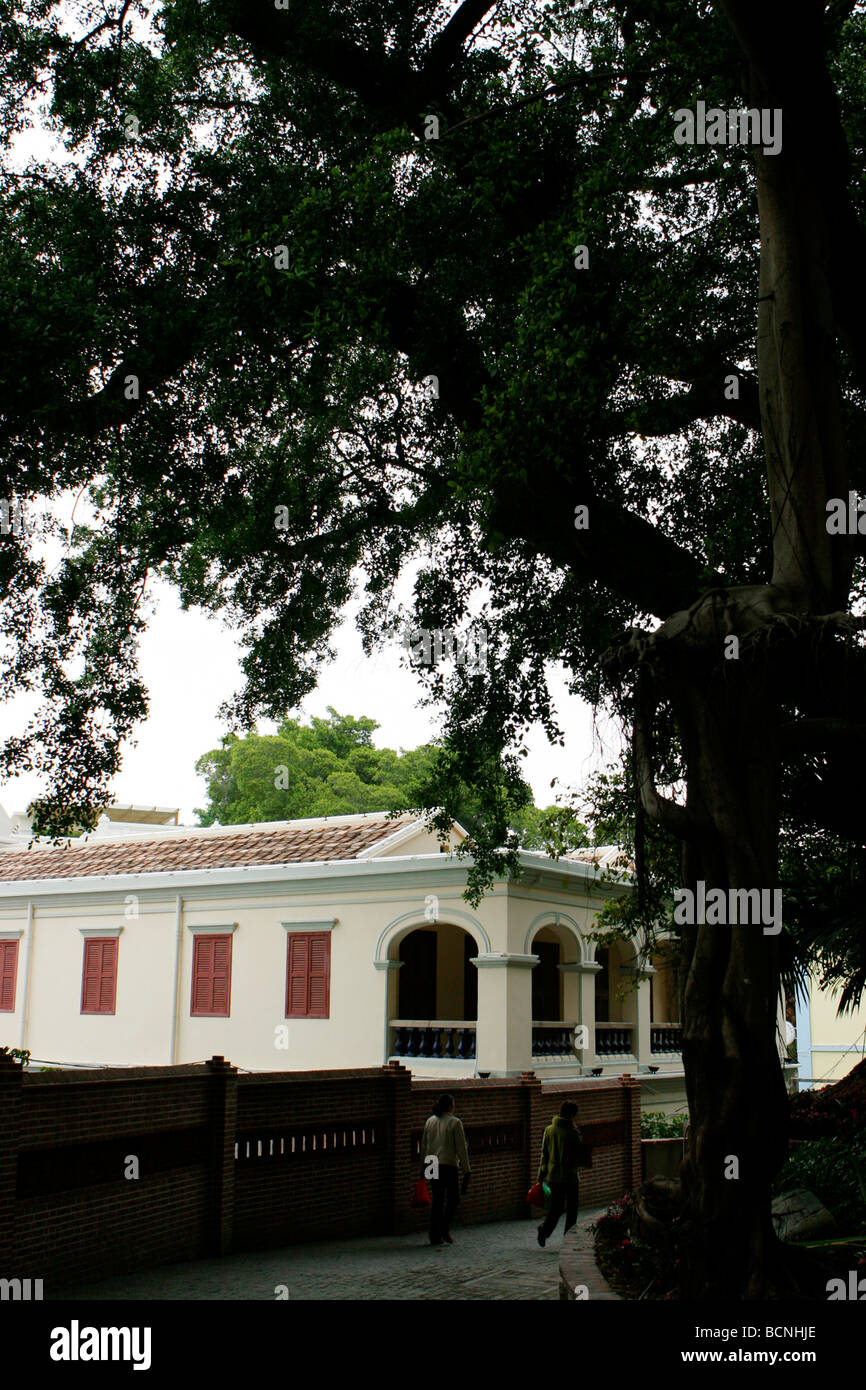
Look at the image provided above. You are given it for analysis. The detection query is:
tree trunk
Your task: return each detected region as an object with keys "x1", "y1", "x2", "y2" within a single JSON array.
[
  {"x1": 655, "y1": 1, "x2": 861, "y2": 1299},
  {"x1": 674, "y1": 666, "x2": 793, "y2": 1298}
]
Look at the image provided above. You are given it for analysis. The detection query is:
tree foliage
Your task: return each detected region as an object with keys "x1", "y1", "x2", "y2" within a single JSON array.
[{"x1": 4, "y1": 0, "x2": 866, "y2": 1296}]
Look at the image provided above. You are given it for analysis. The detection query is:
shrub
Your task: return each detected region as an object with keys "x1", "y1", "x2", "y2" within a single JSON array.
[
  {"x1": 788, "y1": 1083, "x2": 862, "y2": 1139},
  {"x1": 773, "y1": 1131, "x2": 866, "y2": 1235},
  {"x1": 641, "y1": 1110, "x2": 687, "y2": 1138},
  {"x1": 593, "y1": 1191, "x2": 679, "y2": 1298}
]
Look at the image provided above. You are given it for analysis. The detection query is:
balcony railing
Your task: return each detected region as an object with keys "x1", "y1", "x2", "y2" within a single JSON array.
[
  {"x1": 650, "y1": 1023, "x2": 682, "y2": 1054},
  {"x1": 595, "y1": 1023, "x2": 635, "y2": 1056},
  {"x1": 532, "y1": 1022, "x2": 576, "y2": 1057},
  {"x1": 390, "y1": 1020, "x2": 476, "y2": 1060}
]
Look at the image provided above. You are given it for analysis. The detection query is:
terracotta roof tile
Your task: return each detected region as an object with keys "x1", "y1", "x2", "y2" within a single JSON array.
[{"x1": 0, "y1": 815, "x2": 414, "y2": 882}]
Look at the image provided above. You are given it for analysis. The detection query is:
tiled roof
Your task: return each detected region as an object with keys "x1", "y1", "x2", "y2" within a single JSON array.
[{"x1": 0, "y1": 815, "x2": 415, "y2": 882}]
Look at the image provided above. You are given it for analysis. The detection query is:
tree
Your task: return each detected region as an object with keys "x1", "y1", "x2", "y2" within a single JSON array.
[
  {"x1": 194, "y1": 705, "x2": 538, "y2": 826},
  {"x1": 2, "y1": 0, "x2": 865, "y2": 1298}
]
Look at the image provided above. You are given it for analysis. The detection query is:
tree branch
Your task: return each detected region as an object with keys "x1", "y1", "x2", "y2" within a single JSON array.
[
  {"x1": 633, "y1": 669, "x2": 709, "y2": 841},
  {"x1": 603, "y1": 368, "x2": 761, "y2": 437},
  {"x1": 422, "y1": 0, "x2": 502, "y2": 89}
]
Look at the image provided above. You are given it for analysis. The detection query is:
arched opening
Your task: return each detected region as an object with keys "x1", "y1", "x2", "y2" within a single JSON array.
[
  {"x1": 529, "y1": 923, "x2": 578, "y2": 1058},
  {"x1": 531, "y1": 926, "x2": 562, "y2": 1021},
  {"x1": 388, "y1": 924, "x2": 478, "y2": 1061},
  {"x1": 649, "y1": 941, "x2": 682, "y2": 1055},
  {"x1": 594, "y1": 940, "x2": 636, "y2": 1057}
]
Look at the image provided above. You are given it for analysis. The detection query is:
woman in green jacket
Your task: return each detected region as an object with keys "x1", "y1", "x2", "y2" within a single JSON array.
[{"x1": 536, "y1": 1100, "x2": 583, "y2": 1247}]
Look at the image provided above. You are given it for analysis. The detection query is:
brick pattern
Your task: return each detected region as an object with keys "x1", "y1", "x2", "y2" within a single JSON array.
[
  {"x1": 0, "y1": 1056, "x2": 22, "y2": 1270},
  {"x1": 2, "y1": 1060, "x2": 642, "y2": 1288},
  {"x1": 11, "y1": 1062, "x2": 218, "y2": 1284},
  {"x1": 233, "y1": 1069, "x2": 399, "y2": 1250}
]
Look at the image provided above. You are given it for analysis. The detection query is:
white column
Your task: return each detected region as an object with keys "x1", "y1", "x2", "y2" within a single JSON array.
[
  {"x1": 561, "y1": 961, "x2": 600, "y2": 1067},
  {"x1": 473, "y1": 954, "x2": 536, "y2": 1075},
  {"x1": 374, "y1": 959, "x2": 403, "y2": 1061},
  {"x1": 628, "y1": 964, "x2": 655, "y2": 1068}
]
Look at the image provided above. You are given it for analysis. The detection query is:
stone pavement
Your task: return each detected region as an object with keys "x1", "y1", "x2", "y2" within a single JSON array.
[
  {"x1": 50, "y1": 1207, "x2": 610, "y2": 1302},
  {"x1": 559, "y1": 1209, "x2": 621, "y2": 1300}
]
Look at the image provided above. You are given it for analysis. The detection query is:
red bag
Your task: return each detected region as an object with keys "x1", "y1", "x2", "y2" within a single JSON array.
[
  {"x1": 411, "y1": 1178, "x2": 432, "y2": 1208},
  {"x1": 526, "y1": 1181, "x2": 545, "y2": 1208}
]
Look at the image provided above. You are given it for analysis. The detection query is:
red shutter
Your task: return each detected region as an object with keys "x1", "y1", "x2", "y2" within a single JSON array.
[
  {"x1": 286, "y1": 932, "x2": 331, "y2": 1018},
  {"x1": 211, "y1": 936, "x2": 231, "y2": 1015},
  {"x1": 307, "y1": 934, "x2": 330, "y2": 1018},
  {"x1": 191, "y1": 936, "x2": 214, "y2": 1014},
  {"x1": 191, "y1": 934, "x2": 232, "y2": 1016},
  {"x1": 81, "y1": 938, "x2": 117, "y2": 1015},
  {"x1": 286, "y1": 935, "x2": 309, "y2": 1017},
  {"x1": 0, "y1": 940, "x2": 18, "y2": 1012},
  {"x1": 98, "y1": 939, "x2": 118, "y2": 1013}
]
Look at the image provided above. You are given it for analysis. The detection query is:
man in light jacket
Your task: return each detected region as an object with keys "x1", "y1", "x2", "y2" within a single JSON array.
[
  {"x1": 536, "y1": 1100, "x2": 583, "y2": 1247},
  {"x1": 422, "y1": 1093, "x2": 471, "y2": 1246}
]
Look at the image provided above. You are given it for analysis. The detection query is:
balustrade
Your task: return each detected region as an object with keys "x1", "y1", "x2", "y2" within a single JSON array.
[
  {"x1": 595, "y1": 1024, "x2": 634, "y2": 1056},
  {"x1": 389, "y1": 1022, "x2": 476, "y2": 1060},
  {"x1": 650, "y1": 1024, "x2": 682, "y2": 1054},
  {"x1": 531, "y1": 1024, "x2": 575, "y2": 1057}
]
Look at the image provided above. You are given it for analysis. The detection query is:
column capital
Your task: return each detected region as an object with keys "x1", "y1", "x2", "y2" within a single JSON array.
[
  {"x1": 622, "y1": 963, "x2": 655, "y2": 979},
  {"x1": 472, "y1": 953, "x2": 538, "y2": 969}
]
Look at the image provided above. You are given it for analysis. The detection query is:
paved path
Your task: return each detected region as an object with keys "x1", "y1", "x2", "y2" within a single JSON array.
[
  {"x1": 50, "y1": 1208, "x2": 609, "y2": 1302},
  {"x1": 560, "y1": 1209, "x2": 622, "y2": 1300}
]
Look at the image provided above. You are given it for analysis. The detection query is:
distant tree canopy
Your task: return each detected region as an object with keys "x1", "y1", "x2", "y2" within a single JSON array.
[
  {"x1": 195, "y1": 707, "x2": 442, "y2": 823},
  {"x1": 195, "y1": 705, "x2": 589, "y2": 850}
]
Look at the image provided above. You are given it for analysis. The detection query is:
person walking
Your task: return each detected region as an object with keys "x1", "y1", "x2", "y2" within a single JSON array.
[
  {"x1": 535, "y1": 1100, "x2": 583, "y2": 1247},
  {"x1": 421, "y1": 1093, "x2": 471, "y2": 1246}
]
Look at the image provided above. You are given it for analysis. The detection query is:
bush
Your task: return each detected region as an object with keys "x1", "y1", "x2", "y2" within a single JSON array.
[
  {"x1": 788, "y1": 1074, "x2": 863, "y2": 1139},
  {"x1": 0, "y1": 1045, "x2": 30, "y2": 1065},
  {"x1": 593, "y1": 1192, "x2": 679, "y2": 1298},
  {"x1": 641, "y1": 1110, "x2": 687, "y2": 1138},
  {"x1": 773, "y1": 1131, "x2": 866, "y2": 1235}
]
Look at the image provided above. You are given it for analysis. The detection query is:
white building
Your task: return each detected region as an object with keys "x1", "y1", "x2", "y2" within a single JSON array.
[{"x1": 0, "y1": 809, "x2": 691, "y2": 1106}]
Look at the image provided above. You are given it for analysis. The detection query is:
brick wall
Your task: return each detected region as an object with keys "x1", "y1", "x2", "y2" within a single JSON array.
[
  {"x1": 0, "y1": 1058, "x2": 641, "y2": 1289},
  {"x1": 9, "y1": 1059, "x2": 226, "y2": 1286},
  {"x1": 232, "y1": 1067, "x2": 401, "y2": 1250}
]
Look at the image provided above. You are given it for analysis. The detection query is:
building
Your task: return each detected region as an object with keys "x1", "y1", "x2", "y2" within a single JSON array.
[
  {"x1": 0, "y1": 809, "x2": 693, "y2": 1109},
  {"x1": 794, "y1": 976, "x2": 866, "y2": 1090}
]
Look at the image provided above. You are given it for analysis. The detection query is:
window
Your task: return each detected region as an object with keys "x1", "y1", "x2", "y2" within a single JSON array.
[
  {"x1": 0, "y1": 940, "x2": 19, "y2": 1012},
  {"x1": 81, "y1": 937, "x2": 118, "y2": 1015},
  {"x1": 286, "y1": 932, "x2": 331, "y2": 1018},
  {"x1": 191, "y1": 934, "x2": 232, "y2": 1017}
]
